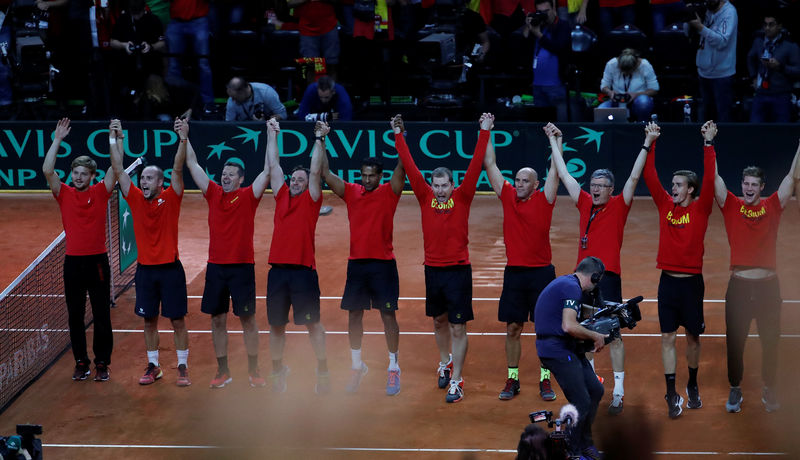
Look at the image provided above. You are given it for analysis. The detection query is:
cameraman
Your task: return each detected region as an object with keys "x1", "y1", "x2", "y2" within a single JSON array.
[
  {"x1": 225, "y1": 76, "x2": 287, "y2": 121},
  {"x1": 534, "y1": 256, "x2": 607, "y2": 460},
  {"x1": 523, "y1": 0, "x2": 570, "y2": 122},
  {"x1": 296, "y1": 75, "x2": 353, "y2": 121},
  {"x1": 599, "y1": 48, "x2": 659, "y2": 122}
]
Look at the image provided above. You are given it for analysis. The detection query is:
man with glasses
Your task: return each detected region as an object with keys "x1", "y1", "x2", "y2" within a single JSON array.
[
  {"x1": 746, "y1": 12, "x2": 800, "y2": 123},
  {"x1": 549, "y1": 122, "x2": 655, "y2": 415}
]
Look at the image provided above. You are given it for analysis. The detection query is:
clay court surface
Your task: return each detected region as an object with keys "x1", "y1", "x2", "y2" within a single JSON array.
[{"x1": 1, "y1": 192, "x2": 799, "y2": 459}]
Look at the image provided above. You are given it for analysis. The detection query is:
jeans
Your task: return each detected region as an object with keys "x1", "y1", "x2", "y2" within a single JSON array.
[
  {"x1": 299, "y1": 28, "x2": 341, "y2": 65},
  {"x1": 533, "y1": 84, "x2": 568, "y2": 122},
  {"x1": 540, "y1": 352, "x2": 604, "y2": 455},
  {"x1": 750, "y1": 93, "x2": 793, "y2": 123},
  {"x1": 651, "y1": 1, "x2": 685, "y2": 34},
  {"x1": 166, "y1": 16, "x2": 214, "y2": 104},
  {"x1": 599, "y1": 94, "x2": 654, "y2": 121},
  {"x1": 698, "y1": 75, "x2": 734, "y2": 122}
]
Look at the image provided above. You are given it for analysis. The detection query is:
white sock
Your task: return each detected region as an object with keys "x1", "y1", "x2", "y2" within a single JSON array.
[
  {"x1": 147, "y1": 350, "x2": 159, "y2": 367},
  {"x1": 388, "y1": 351, "x2": 399, "y2": 371},
  {"x1": 614, "y1": 372, "x2": 625, "y2": 396},
  {"x1": 177, "y1": 349, "x2": 189, "y2": 367},
  {"x1": 588, "y1": 357, "x2": 596, "y2": 372},
  {"x1": 351, "y1": 348, "x2": 362, "y2": 370}
]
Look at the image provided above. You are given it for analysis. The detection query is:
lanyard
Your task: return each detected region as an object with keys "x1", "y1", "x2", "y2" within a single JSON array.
[{"x1": 583, "y1": 205, "x2": 603, "y2": 239}]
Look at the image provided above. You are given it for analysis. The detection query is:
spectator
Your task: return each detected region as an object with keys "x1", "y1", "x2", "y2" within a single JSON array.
[
  {"x1": 225, "y1": 77, "x2": 287, "y2": 121},
  {"x1": 747, "y1": 12, "x2": 800, "y2": 123},
  {"x1": 288, "y1": 0, "x2": 340, "y2": 79},
  {"x1": 598, "y1": 0, "x2": 636, "y2": 37},
  {"x1": 650, "y1": 0, "x2": 685, "y2": 34},
  {"x1": 110, "y1": 0, "x2": 167, "y2": 119},
  {"x1": 599, "y1": 48, "x2": 659, "y2": 122},
  {"x1": 523, "y1": 0, "x2": 570, "y2": 122},
  {"x1": 296, "y1": 76, "x2": 354, "y2": 121},
  {"x1": 690, "y1": 0, "x2": 737, "y2": 122},
  {"x1": 0, "y1": 0, "x2": 13, "y2": 109},
  {"x1": 556, "y1": 0, "x2": 588, "y2": 26},
  {"x1": 165, "y1": 0, "x2": 215, "y2": 115}
]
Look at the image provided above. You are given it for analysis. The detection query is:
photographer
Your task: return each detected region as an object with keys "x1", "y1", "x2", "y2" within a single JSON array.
[
  {"x1": 296, "y1": 75, "x2": 353, "y2": 121},
  {"x1": 690, "y1": 0, "x2": 737, "y2": 122},
  {"x1": 599, "y1": 48, "x2": 659, "y2": 122},
  {"x1": 523, "y1": 0, "x2": 570, "y2": 122},
  {"x1": 534, "y1": 256, "x2": 608, "y2": 460},
  {"x1": 225, "y1": 77, "x2": 287, "y2": 121}
]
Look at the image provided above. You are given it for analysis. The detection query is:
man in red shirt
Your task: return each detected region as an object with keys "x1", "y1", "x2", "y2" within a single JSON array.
[
  {"x1": 643, "y1": 121, "x2": 716, "y2": 419},
  {"x1": 393, "y1": 112, "x2": 492, "y2": 403},
  {"x1": 112, "y1": 118, "x2": 191, "y2": 387},
  {"x1": 715, "y1": 139, "x2": 800, "y2": 413},
  {"x1": 321, "y1": 140, "x2": 405, "y2": 395},
  {"x1": 483, "y1": 120, "x2": 559, "y2": 402},
  {"x1": 549, "y1": 121, "x2": 654, "y2": 415},
  {"x1": 266, "y1": 119, "x2": 328, "y2": 394},
  {"x1": 179, "y1": 118, "x2": 271, "y2": 389},
  {"x1": 42, "y1": 118, "x2": 116, "y2": 382},
  {"x1": 288, "y1": 0, "x2": 340, "y2": 77}
]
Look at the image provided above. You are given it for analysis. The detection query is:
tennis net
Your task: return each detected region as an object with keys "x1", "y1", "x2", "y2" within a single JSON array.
[{"x1": 0, "y1": 158, "x2": 143, "y2": 412}]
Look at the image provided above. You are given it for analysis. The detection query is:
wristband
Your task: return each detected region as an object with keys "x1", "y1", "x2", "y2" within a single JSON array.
[
  {"x1": 315, "y1": 136, "x2": 325, "y2": 142},
  {"x1": 180, "y1": 138, "x2": 188, "y2": 143},
  {"x1": 704, "y1": 140, "x2": 714, "y2": 146},
  {"x1": 641, "y1": 144, "x2": 650, "y2": 151},
  {"x1": 109, "y1": 137, "x2": 116, "y2": 145}
]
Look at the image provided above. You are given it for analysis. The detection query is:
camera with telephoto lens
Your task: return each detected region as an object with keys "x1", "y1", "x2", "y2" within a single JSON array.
[
  {"x1": 579, "y1": 296, "x2": 643, "y2": 352},
  {"x1": 253, "y1": 102, "x2": 266, "y2": 120},
  {"x1": 129, "y1": 42, "x2": 145, "y2": 54},
  {"x1": 528, "y1": 10, "x2": 549, "y2": 27},
  {"x1": 526, "y1": 405, "x2": 578, "y2": 459},
  {"x1": 304, "y1": 112, "x2": 329, "y2": 122}
]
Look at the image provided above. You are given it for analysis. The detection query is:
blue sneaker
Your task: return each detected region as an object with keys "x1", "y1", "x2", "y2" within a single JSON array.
[
  {"x1": 445, "y1": 378, "x2": 464, "y2": 403},
  {"x1": 386, "y1": 369, "x2": 401, "y2": 396}
]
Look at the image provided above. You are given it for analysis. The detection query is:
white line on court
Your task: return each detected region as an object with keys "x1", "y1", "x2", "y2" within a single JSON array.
[
  {"x1": 38, "y1": 444, "x2": 788, "y2": 456},
  {"x1": 183, "y1": 296, "x2": 800, "y2": 304}
]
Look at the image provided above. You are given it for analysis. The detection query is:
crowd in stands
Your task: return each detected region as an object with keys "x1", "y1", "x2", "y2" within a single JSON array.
[{"x1": 0, "y1": 0, "x2": 797, "y2": 122}]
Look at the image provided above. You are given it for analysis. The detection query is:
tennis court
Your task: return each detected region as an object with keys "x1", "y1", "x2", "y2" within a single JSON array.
[{"x1": 1, "y1": 192, "x2": 799, "y2": 459}]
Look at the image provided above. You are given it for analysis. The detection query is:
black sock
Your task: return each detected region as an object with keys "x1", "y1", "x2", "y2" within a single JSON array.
[
  {"x1": 318, "y1": 359, "x2": 328, "y2": 373},
  {"x1": 248, "y1": 354, "x2": 258, "y2": 373},
  {"x1": 272, "y1": 359, "x2": 283, "y2": 372},
  {"x1": 216, "y1": 356, "x2": 229, "y2": 374},
  {"x1": 665, "y1": 373, "x2": 676, "y2": 396},
  {"x1": 688, "y1": 367, "x2": 698, "y2": 388}
]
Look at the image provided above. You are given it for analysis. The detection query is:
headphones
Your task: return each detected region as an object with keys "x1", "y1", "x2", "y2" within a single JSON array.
[{"x1": 589, "y1": 257, "x2": 605, "y2": 284}]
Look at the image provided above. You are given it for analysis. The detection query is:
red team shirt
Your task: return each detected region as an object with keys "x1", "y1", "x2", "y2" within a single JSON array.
[
  {"x1": 643, "y1": 145, "x2": 716, "y2": 274},
  {"x1": 344, "y1": 182, "x2": 400, "y2": 260},
  {"x1": 395, "y1": 130, "x2": 490, "y2": 267},
  {"x1": 268, "y1": 185, "x2": 323, "y2": 269},
  {"x1": 575, "y1": 190, "x2": 631, "y2": 275},
  {"x1": 125, "y1": 185, "x2": 182, "y2": 265},
  {"x1": 500, "y1": 181, "x2": 555, "y2": 267},
  {"x1": 295, "y1": 2, "x2": 338, "y2": 36},
  {"x1": 205, "y1": 182, "x2": 261, "y2": 265},
  {"x1": 721, "y1": 191, "x2": 783, "y2": 270},
  {"x1": 55, "y1": 182, "x2": 111, "y2": 256}
]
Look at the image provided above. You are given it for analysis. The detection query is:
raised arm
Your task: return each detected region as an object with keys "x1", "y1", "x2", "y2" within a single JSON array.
[
  {"x1": 777, "y1": 139, "x2": 800, "y2": 208},
  {"x1": 251, "y1": 121, "x2": 273, "y2": 199},
  {"x1": 42, "y1": 118, "x2": 70, "y2": 196},
  {"x1": 171, "y1": 121, "x2": 186, "y2": 197},
  {"x1": 623, "y1": 122, "x2": 659, "y2": 206},
  {"x1": 697, "y1": 121, "x2": 717, "y2": 211},
  {"x1": 389, "y1": 159, "x2": 405, "y2": 195},
  {"x1": 547, "y1": 123, "x2": 580, "y2": 203},
  {"x1": 483, "y1": 132, "x2": 505, "y2": 197},
  {"x1": 642, "y1": 124, "x2": 669, "y2": 207},
  {"x1": 321, "y1": 140, "x2": 346, "y2": 198},
  {"x1": 111, "y1": 120, "x2": 132, "y2": 197},
  {"x1": 460, "y1": 113, "x2": 493, "y2": 194},
  {"x1": 541, "y1": 125, "x2": 560, "y2": 204},
  {"x1": 392, "y1": 114, "x2": 427, "y2": 194},
  {"x1": 267, "y1": 118, "x2": 285, "y2": 195},
  {"x1": 308, "y1": 121, "x2": 328, "y2": 202},
  {"x1": 177, "y1": 118, "x2": 209, "y2": 194}
]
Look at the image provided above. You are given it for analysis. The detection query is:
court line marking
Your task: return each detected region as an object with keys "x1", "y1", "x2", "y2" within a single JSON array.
[{"x1": 38, "y1": 444, "x2": 788, "y2": 455}]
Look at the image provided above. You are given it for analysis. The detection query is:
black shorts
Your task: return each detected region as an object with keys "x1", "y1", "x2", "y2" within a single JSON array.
[
  {"x1": 498, "y1": 265, "x2": 555, "y2": 323},
  {"x1": 424, "y1": 264, "x2": 473, "y2": 324},
  {"x1": 340, "y1": 259, "x2": 399, "y2": 312},
  {"x1": 657, "y1": 272, "x2": 705, "y2": 335},
  {"x1": 134, "y1": 261, "x2": 188, "y2": 319},
  {"x1": 267, "y1": 265, "x2": 320, "y2": 326},
  {"x1": 201, "y1": 263, "x2": 257, "y2": 317}
]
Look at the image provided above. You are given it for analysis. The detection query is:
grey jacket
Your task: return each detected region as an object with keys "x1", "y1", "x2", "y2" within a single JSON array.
[
  {"x1": 696, "y1": 1, "x2": 738, "y2": 79},
  {"x1": 747, "y1": 32, "x2": 800, "y2": 95}
]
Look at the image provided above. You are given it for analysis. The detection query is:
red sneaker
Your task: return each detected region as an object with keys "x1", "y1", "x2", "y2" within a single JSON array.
[{"x1": 139, "y1": 363, "x2": 163, "y2": 385}]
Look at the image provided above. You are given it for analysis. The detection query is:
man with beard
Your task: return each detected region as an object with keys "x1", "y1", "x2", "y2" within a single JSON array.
[
  {"x1": 321, "y1": 140, "x2": 406, "y2": 395},
  {"x1": 42, "y1": 118, "x2": 116, "y2": 382},
  {"x1": 179, "y1": 117, "x2": 271, "y2": 389},
  {"x1": 113, "y1": 118, "x2": 191, "y2": 387}
]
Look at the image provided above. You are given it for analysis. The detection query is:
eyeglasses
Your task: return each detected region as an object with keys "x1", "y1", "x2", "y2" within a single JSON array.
[{"x1": 589, "y1": 183, "x2": 612, "y2": 189}]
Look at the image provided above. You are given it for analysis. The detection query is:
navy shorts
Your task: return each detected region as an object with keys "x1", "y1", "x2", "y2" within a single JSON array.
[
  {"x1": 657, "y1": 272, "x2": 705, "y2": 335},
  {"x1": 267, "y1": 265, "x2": 321, "y2": 326},
  {"x1": 424, "y1": 264, "x2": 473, "y2": 324},
  {"x1": 341, "y1": 259, "x2": 399, "y2": 312},
  {"x1": 201, "y1": 263, "x2": 257, "y2": 317},
  {"x1": 498, "y1": 265, "x2": 555, "y2": 323},
  {"x1": 134, "y1": 261, "x2": 188, "y2": 319}
]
